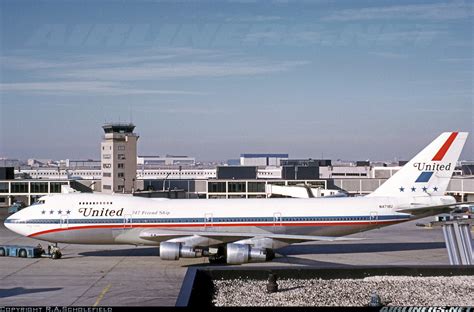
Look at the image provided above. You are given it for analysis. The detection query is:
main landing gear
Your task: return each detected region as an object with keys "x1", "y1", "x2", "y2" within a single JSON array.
[
  {"x1": 208, "y1": 246, "x2": 226, "y2": 264},
  {"x1": 48, "y1": 243, "x2": 62, "y2": 259}
]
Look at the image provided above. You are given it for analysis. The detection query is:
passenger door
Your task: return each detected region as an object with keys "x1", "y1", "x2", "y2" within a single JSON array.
[
  {"x1": 60, "y1": 214, "x2": 69, "y2": 229},
  {"x1": 273, "y1": 212, "x2": 284, "y2": 233},
  {"x1": 204, "y1": 213, "x2": 213, "y2": 230},
  {"x1": 124, "y1": 214, "x2": 133, "y2": 229},
  {"x1": 370, "y1": 211, "x2": 378, "y2": 225}
]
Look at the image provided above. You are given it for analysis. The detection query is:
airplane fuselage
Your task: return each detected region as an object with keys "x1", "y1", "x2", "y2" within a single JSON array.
[{"x1": 5, "y1": 193, "x2": 453, "y2": 247}]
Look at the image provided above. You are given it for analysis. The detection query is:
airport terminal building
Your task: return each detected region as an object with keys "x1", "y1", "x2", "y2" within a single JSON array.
[{"x1": 1, "y1": 161, "x2": 473, "y2": 208}]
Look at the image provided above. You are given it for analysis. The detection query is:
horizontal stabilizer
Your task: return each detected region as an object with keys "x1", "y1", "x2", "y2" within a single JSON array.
[{"x1": 396, "y1": 201, "x2": 473, "y2": 216}]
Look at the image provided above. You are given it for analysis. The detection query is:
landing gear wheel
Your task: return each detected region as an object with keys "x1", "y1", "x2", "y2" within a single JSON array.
[
  {"x1": 49, "y1": 244, "x2": 62, "y2": 259},
  {"x1": 0, "y1": 248, "x2": 5, "y2": 256},
  {"x1": 266, "y1": 249, "x2": 275, "y2": 261},
  {"x1": 51, "y1": 250, "x2": 62, "y2": 259},
  {"x1": 208, "y1": 246, "x2": 226, "y2": 264},
  {"x1": 19, "y1": 249, "x2": 27, "y2": 258},
  {"x1": 208, "y1": 255, "x2": 226, "y2": 264}
]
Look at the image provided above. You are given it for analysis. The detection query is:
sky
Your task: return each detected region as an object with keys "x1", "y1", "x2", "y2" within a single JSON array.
[{"x1": 0, "y1": 0, "x2": 472, "y2": 161}]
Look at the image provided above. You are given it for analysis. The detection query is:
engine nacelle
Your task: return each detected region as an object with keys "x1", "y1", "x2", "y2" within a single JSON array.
[
  {"x1": 159, "y1": 242, "x2": 202, "y2": 260},
  {"x1": 226, "y1": 243, "x2": 273, "y2": 264}
]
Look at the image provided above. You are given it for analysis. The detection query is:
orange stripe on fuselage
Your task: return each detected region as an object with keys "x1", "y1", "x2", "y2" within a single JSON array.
[{"x1": 28, "y1": 220, "x2": 405, "y2": 238}]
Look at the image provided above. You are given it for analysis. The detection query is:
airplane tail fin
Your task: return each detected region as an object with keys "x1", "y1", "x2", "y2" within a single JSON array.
[{"x1": 367, "y1": 132, "x2": 468, "y2": 197}]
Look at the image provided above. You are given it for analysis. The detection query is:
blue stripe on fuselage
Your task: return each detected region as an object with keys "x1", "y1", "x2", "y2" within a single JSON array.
[{"x1": 19, "y1": 214, "x2": 411, "y2": 225}]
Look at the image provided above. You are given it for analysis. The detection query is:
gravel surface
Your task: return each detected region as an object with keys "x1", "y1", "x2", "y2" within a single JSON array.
[{"x1": 213, "y1": 276, "x2": 474, "y2": 306}]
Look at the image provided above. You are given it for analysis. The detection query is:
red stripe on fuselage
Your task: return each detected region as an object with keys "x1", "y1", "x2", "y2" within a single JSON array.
[
  {"x1": 28, "y1": 220, "x2": 405, "y2": 238},
  {"x1": 432, "y1": 132, "x2": 458, "y2": 161}
]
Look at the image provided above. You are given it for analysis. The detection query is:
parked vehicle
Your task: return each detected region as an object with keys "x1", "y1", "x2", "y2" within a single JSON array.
[{"x1": 0, "y1": 244, "x2": 62, "y2": 259}]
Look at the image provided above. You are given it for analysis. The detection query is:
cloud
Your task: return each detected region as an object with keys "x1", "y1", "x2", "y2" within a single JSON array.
[
  {"x1": 57, "y1": 60, "x2": 309, "y2": 81},
  {"x1": 0, "y1": 48, "x2": 216, "y2": 70},
  {"x1": 410, "y1": 107, "x2": 471, "y2": 113},
  {"x1": 369, "y1": 51, "x2": 408, "y2": 59},
  {"x1": 0, "y1": 81, "x2": 207, "y2": 96},
  {"x1": 225, "y1": 15, "x2": 283, "y2": 22},
  {"x1": 2, "y1": 49, "x2": 308, "y2": 96},
  {"x1": 323, "y1": 2, "x2": 473, "y2": 21},
  {"x1": 439, "y1": 57, "x2": 473, "y2": 63},
  {"x1": 143, "y1": 106, "x2": 229, "y2": 115}
]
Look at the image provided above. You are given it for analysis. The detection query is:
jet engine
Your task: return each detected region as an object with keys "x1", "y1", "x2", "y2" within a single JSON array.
[
  {"x1": 159, "y1": 242, "x2": 203, "y2": 260},
  {"x1": 225, "y1": 243, "x2": 274, "y2": 264}
]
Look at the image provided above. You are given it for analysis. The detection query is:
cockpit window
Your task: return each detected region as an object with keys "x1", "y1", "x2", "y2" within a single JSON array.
[{"x1": 32, "y1": 200, "x2": 45, "y2": 205}]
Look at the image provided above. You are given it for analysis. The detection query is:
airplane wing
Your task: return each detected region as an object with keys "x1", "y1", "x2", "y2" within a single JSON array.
[
  {"x1": 396, "y1": 201, "x2": 474, "y2": 215},
  {"x1": 139, "y1": 228, "x2": 362, "y2": 247}
]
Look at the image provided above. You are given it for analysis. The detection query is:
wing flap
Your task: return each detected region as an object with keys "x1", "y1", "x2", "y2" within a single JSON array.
[{"x1": 139, "y1": 228, "x2": 362, "y2": 246}]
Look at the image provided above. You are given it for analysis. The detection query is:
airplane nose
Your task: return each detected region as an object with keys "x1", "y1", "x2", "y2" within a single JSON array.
[
  {"x1": 4, "y1": 215, "x2": 13, "y2": 231},
  {"x1": 4, "y1": 214, "x2": 27, "y2": 236},
  {"x1": 4, "y1": 212, "x2": 21, "y2": 232}
]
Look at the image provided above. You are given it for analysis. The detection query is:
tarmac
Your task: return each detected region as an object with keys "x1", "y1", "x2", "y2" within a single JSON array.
[{"x1": 0, "y1": 214, "x2": 454, "y2": 307}]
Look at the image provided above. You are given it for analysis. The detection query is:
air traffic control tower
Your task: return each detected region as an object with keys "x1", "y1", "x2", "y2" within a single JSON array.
[{"x1": 101, "y1": 123, "x2": 139, "y2": 193}]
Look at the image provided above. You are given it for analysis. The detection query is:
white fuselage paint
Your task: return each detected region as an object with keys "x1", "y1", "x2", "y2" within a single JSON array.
[{"x1": 4, "y1": 193, "x2": 454, "y2": 246}]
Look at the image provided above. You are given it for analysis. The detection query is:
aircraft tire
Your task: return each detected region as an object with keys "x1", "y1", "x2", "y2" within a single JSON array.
[
  {"x1": 51, "y1": 251, "x2": 62, "y2": 259},
  {"x1": 19, "y1": 249, "x2": 27, "y2": 258},
  {"x1": 0, "y1": 248, "x2": 5, "y2": 256},
  {"x1": 208, "y1": 257, "x2": 221, "y2": 264},
  {"x1": 208, "y1": 246, "x2": 226, "y2": 264},
  {"x1": 208, "y1": 254, "x2": 226, "y2": 264}
]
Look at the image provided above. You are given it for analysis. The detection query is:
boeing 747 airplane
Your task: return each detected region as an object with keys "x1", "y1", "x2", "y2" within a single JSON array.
[{"x1": 4, "y1": 132, "x2": 469, "y2": 264}]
